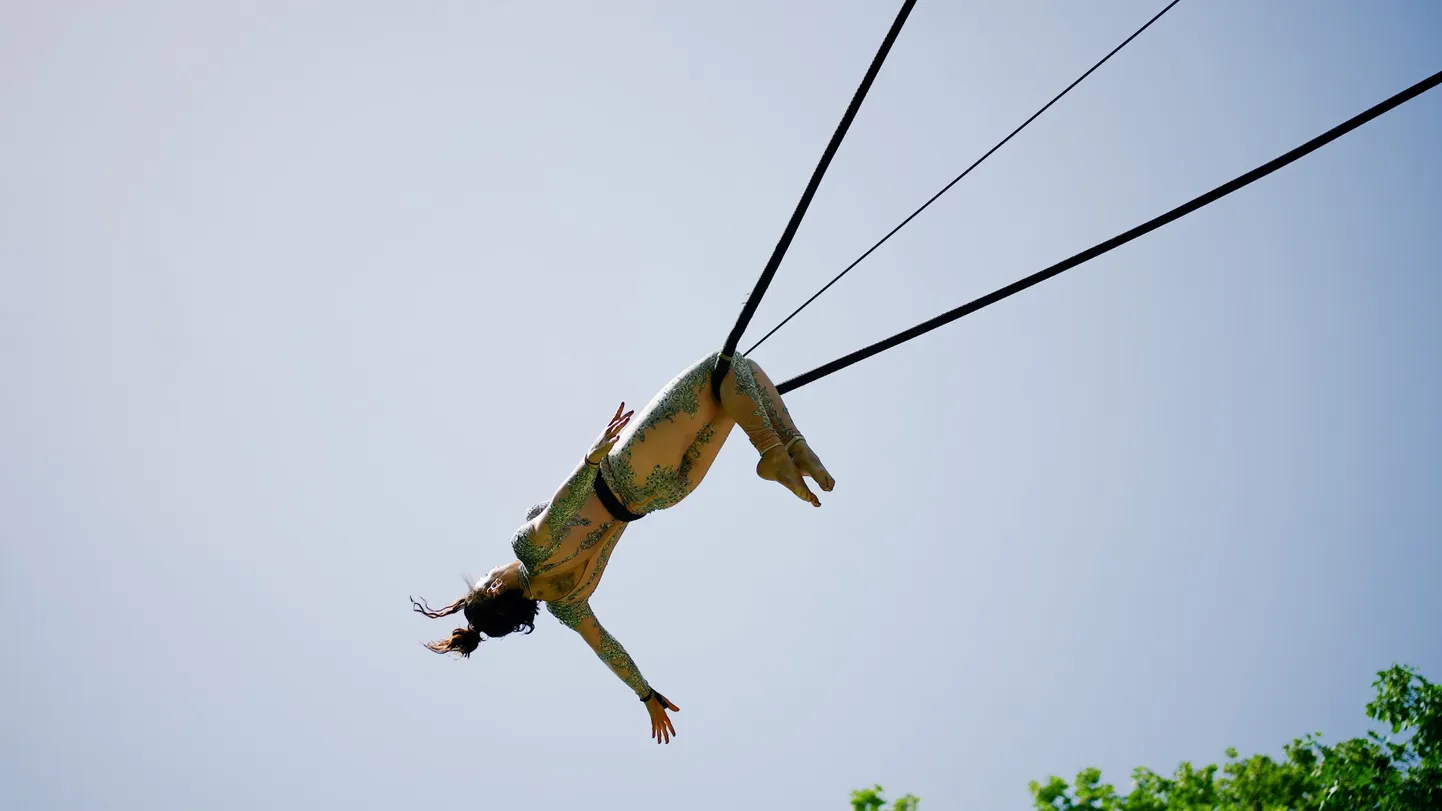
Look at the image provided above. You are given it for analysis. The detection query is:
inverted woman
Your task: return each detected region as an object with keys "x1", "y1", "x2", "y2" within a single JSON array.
[{"x1": 412, "y1": 351, "x2": 834, "y2": 744}]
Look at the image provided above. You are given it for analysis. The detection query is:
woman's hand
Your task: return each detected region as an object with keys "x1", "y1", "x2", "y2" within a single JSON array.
[
  {"x1": 644, "y1": 690, "x2": 680, "y2": 744},
  {"x1": 586, "y1": 402, "x2": 634, "y2": 465}
]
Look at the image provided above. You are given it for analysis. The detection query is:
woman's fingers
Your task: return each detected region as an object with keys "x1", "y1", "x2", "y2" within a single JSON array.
[
  {"x1": 647, "y1": 705, "x2": 675, "y2": 744},
  {"x1": 605, "y1": 416, "x2": 632, "y2": 442}
]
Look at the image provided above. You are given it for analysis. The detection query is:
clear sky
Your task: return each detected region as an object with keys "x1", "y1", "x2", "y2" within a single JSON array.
[{"x1": 3, "y1": 1, "x2": 1439, "y2": 808}]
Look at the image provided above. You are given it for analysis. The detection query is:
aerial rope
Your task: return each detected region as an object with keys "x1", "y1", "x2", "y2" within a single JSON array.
[
  {"x1": 746, "y1": 0, "x2": 1187, "y2": 357},
  {"x1": 711, "y1": 0, "x2": 917, "y2": 400},
  {"x1": 704, "y1": 0, "x2": 1439, "y2": 396},
  {"x1": 713, "y1": 0, "x2": 1185, "y2": 395},
  {"x1": 773, "y1": 66, "x2": 1442, "y2": 394}
]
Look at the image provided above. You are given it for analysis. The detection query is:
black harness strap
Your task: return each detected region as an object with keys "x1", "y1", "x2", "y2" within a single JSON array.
[{"x1": 594, "y1": 467, "x2": 645, "y2": 523}]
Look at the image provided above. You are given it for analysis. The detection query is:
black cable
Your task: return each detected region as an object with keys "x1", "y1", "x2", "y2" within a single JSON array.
[
  {"x1": 746, "y1": 0, "x2": 1184, "y2": 357},
  {"x1": 775, "y1": 68, "x2": 1442, "y2": 395},
  {"x1": 712, "y1": 0, "x2": 917, "y2": 399}
]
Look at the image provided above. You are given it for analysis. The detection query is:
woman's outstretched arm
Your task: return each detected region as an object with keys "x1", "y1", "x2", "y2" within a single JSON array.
[
  {"x1": 534, "y1": 403, "x2": 633, "y2": 538},
  {"x1": 549, "y1": 598, "x2": 680, "y2": 743},
  {"x1": 548, "y1": 599, "x2": 650, "y2": 696},
  {"x1": 535, "y1": 457, "x2": 599, "y2": 538}
]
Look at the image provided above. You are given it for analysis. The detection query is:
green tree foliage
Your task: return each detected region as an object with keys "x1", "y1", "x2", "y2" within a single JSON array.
[
  {"x1": 1029, "y1": 664, "x2": 1441, "y2": 810},
  {"x1": 851, "y1": 784, "x2": 920, "y2": 811}
]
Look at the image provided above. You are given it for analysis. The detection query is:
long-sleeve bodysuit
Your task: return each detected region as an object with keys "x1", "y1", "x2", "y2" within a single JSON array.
[{"x1": 510, "y1": 351, "x2": 800, "y2": 697}]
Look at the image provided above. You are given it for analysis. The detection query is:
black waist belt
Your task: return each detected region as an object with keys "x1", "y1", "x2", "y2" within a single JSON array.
[{"x1": 594, "y1": 468, "x2": 645, "y2": 523}]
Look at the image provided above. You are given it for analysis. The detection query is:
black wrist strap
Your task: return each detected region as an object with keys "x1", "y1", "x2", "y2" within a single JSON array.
[{"x1": 640, "y1": 689, "x2": 655, "y2": 703}]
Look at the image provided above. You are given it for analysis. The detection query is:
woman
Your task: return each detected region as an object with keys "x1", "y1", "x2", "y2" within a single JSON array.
[{"x1": 411, "y1": 351, "x2": 834, "y2": 744}]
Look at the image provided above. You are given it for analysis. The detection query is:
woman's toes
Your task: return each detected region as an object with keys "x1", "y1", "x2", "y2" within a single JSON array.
[
  {"x1": 757, "y1": 450, "x2": 820, "y2": 506},
  {"x1": 791, "y1": 443, "x2": 835, "y2": 492},
  {"x1": 808, "y1": 462, "x2": 834, "y2": 492},
  {"x1": 784, "y1": 470, "x2": 820, "y2": 506}
]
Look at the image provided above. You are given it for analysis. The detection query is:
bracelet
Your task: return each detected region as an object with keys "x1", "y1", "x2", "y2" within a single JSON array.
[
  {"x1": 639, "y1": 688, "x2": 655, "y2": 703},
  {"x1": 585, "y1": 456, "x2": 600, "y2": 468}
]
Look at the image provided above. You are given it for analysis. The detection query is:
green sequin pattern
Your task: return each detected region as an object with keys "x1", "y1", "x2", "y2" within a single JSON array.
[
  {"x1": 546, "y1": 599, "x2": 650, "y2": 695},
  {"x1": 530, "y1": 522, "x2": 611, "y2": 581},
  {"x1": 556, "y1": 523, "x2": 622, "y2": 602},
  {"x1": 601, "y1": 353, "x2": 723, "y2": 515},
  {"x1": 539, "y1": 462, "x2": 596, "y2": 539},
  {"x1": 547, "y1": 599, "x2": 591, "y2": 629},
  {"x1": 728, "y1": 354, "x2": 770, "y2": 423},
  {"x1": 512, "y1": 461, "x2": 597, "y2": 584},
  {"x1": 511, "y1": 526, "x2": 547, "y2": 577},
  {"x1": 595, "y1": 624, "x2": 648, "y2": 695}
]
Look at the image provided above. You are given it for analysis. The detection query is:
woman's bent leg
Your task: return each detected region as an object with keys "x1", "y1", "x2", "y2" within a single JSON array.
[
  {"x1": 719, "y1": 358, "x2": 822, "y2": 507},
  {"x1": 603, "y1": 352, "x2": 829, "y2": 513},
  {"x1": 602, "y1": 355, "x2": 734, "y2": 516},
  {"x1": 746, "y1": 361, "x2": 835, "y2": 493}
]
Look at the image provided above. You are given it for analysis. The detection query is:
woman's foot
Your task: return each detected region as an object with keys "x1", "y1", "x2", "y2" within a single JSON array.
[
  {"x1": 756, "y1": 446, "x2": 821, "y2": 507},
  {"x1": 788, "y1": 439, "x2": 834, "y2": 492}
]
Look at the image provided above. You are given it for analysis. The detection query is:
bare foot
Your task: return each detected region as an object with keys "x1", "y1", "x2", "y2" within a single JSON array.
[
  {"x1": 788, "y1": 439, "x2": 834, "y2": 492},
  {"x1": 756, "y1": 446, "x2": 820, "y2": 507}
]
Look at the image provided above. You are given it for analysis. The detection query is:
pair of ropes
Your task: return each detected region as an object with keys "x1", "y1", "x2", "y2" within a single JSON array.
[{"x1": 710, "y1": 0, "x2": 1441, "y2": 397}]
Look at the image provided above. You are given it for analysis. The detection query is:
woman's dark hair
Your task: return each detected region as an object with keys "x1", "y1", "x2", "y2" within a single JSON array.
[{"x1": 410, "y1": 587, "x2": 539, "y2": 658}]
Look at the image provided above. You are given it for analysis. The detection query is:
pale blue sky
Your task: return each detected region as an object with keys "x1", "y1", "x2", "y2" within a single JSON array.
[{"x1": 2, "y1": 2, "x2": 1439, "y2": 809}]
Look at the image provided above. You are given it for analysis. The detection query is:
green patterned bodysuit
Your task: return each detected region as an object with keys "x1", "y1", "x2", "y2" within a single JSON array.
[{"x1": 509, "y1": 351, "x2": 777, "y2": 698}]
